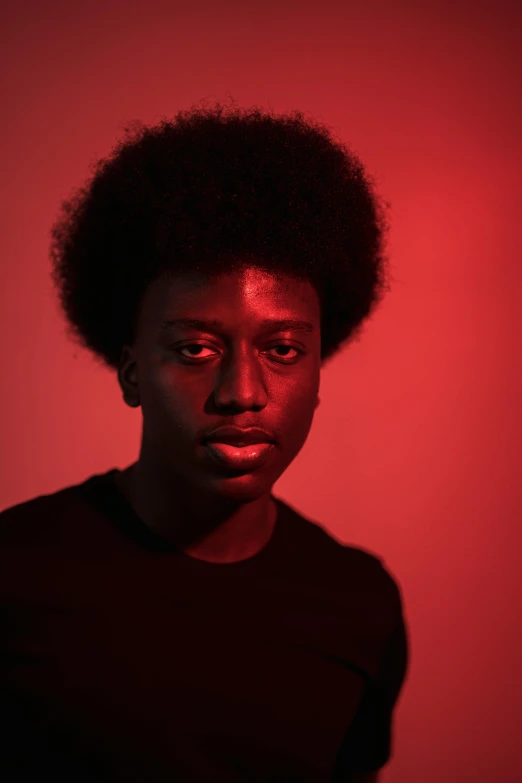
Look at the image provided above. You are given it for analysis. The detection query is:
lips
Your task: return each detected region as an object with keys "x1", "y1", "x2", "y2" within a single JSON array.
[
  {"x1": 203, "y1": 441, "x2": 274, "y2": 472},
  {"x1": 201, "y1": 426, "x2": 276, "y2": 470},
  {"x1": 205, "y1": 436, "x2": 270, "y2": 446},
  {"x1": 202, "y1": 426, "x2": 275, "y2": 447}
]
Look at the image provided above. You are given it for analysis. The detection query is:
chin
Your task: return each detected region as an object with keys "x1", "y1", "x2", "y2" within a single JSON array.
[{"x1": 199, "y1": 473, "x2": 275, "y2": 502}]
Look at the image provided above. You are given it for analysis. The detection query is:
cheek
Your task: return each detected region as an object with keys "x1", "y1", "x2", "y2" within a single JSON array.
[
  {"x1": 280, "y1": 387, "x2": 318, "y2": 434},
  {"x1": 141, "y1": 360, "x2": 318, "y2": 427},
  {"x1": 138, "y1": 371, "x2": 191, "y2": 432}
]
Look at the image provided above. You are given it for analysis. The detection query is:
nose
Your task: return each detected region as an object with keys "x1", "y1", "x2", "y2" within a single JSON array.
[{"x1": 212, "y1": 348, "x2": 268, "y2": 410}]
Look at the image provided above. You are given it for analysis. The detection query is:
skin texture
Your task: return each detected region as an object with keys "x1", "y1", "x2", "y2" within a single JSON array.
[{"x1": 115, "y1": 265, "x2": 321, "y2": 563}]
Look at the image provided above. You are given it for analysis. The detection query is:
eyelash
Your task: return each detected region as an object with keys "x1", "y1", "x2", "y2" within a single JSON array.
[{"x1": 173, "y1": 342, "x2": 303, "y2": 363}]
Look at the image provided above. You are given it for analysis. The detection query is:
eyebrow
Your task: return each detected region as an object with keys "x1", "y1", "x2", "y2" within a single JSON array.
[{"x1": 159, "y1": 317, "x2": 314, "y2": 334}]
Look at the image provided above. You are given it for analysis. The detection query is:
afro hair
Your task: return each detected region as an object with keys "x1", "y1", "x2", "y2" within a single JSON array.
[{"x1": 49, "y1": 97, "x2": 393, "y2": 371}]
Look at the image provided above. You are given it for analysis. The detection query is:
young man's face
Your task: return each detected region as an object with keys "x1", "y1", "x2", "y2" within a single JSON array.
[{"x1": 118, "y1": 265, "x2": 321, "y2": 504}]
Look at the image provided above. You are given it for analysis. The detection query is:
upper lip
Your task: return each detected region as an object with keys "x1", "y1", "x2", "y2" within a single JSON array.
[{"x1": 202, "y1": 426, "x2": 275, "y2": 446}]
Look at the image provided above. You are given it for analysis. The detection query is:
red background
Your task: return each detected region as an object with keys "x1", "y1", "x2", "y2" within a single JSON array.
[{"x1": 2, "y1": 1, "x2": 521, "y2": 781}]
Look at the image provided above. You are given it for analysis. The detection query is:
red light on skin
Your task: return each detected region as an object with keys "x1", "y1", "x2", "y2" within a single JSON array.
[{"x1": 203, "y1": 442, "x2": 274, "y2": 471}]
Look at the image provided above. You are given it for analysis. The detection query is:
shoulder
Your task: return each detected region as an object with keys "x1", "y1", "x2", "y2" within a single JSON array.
[
  {"x1": 0, "y1": 471, "x2": 111, "y2": 545},
  {"x1": 275, "y1": 496, "x2": 404, "y2": 624}
]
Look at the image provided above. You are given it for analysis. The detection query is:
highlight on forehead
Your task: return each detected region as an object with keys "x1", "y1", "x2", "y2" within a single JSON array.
[{"x1": 159, "y1": 317, "x2": 315, "y2": 334}]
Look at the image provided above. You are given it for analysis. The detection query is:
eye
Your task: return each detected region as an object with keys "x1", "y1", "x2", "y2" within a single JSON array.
[{"x1": 175, "y1": 343, "x2": 302, "y2": 362}]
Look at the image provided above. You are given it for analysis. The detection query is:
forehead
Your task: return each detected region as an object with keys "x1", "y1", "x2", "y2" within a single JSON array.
[{"x1": 141, "y1": 266, "x2": 320, "y2": 326}]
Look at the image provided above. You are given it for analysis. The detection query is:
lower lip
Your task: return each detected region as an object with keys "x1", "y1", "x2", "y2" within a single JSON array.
[{"x1": 203, "y1": 442, "x2": 274, "y2": 471}]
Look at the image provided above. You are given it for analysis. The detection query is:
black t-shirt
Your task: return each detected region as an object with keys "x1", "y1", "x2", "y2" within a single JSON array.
[{"x1": 0, "y1": 468, "x2": 409, "y2": 782}]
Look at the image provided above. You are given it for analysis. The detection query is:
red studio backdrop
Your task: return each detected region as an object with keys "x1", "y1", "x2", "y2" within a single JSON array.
[{"x1": 1, "y1": 2, "x2": 521, "y2": 782}]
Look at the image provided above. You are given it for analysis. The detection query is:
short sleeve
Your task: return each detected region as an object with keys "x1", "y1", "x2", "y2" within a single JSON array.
[{"x1": 332, "y1": 593, "x2": 410, "y2": 777}]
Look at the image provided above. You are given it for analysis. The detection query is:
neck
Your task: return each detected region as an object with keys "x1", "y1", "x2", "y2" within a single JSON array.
[{"x1": 115, "y1": 461, "x2": 277, "y2": 563}]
